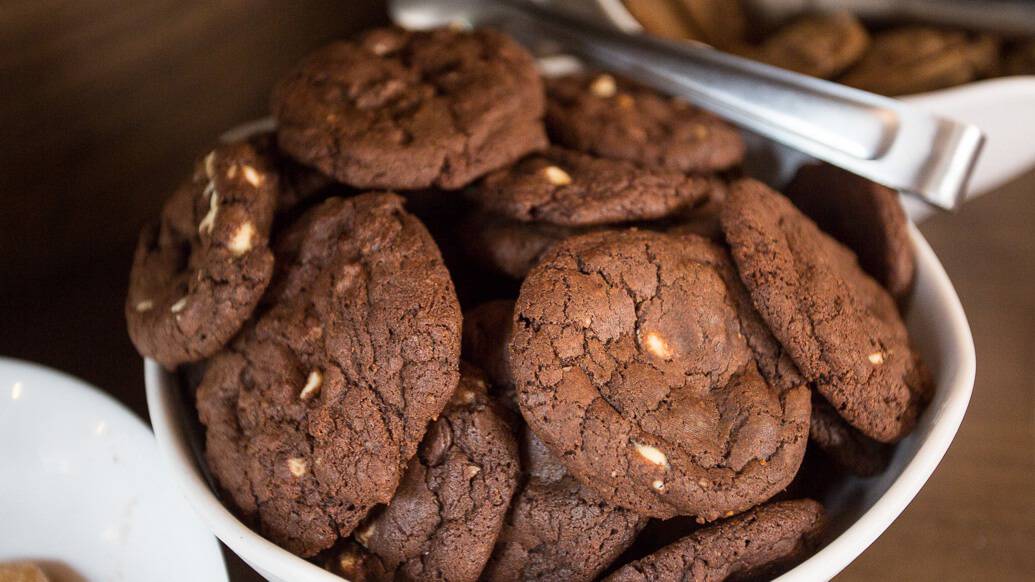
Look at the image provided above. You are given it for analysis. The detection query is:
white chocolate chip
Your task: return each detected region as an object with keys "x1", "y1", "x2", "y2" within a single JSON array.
[
  {"x1": 299, "y1": 370, "x2": 323, "y2": 400},
  {"x1": 227, "y1": 221, "x2": 255, "y2": 256},
  {"x1": 542, "y1": 165, "x2": 572, "y2": 186},
  {"x1": 642, "y1": 332, "x2": 674, "y2": 360},
  {"x1": 287, "y1": 457, "x2": 307, "y2": 477},
  {"x1": 204, "y1": 151, "x2": 217, "y2": 179},
  {"x1": 135, "y1": 300, "x2": 154, "y2": 312},
  {"x1": 370, "y1": 39, "x2": 393, "y2": 55},
  {"x1": 170, "y1": 297, "x2": 188, "y2": 313},
  {"x1": 868, "y1": 351, "x2": 885, "y2": 365},
  {"x1": 633, "y1": 441, "x2": 668, "y2": 467},
  {"x1": 464, "y1": 465, "x2": 481, "y2": 479},
  {"x1": 652, "y1": 479, "x2": 665, "y2": 491},
  {"x1": 227, "y1": 165, "x2": 238, "y2": 179},
  {"x1": 452, "y1": 388, "x2": 476, "y2": 405},
  {"x1": 590, "y1": 73, "x2": 617, "y2": 98},
  {"x1": 242, "y1": 165, "x2": 263, "y2": 187},
  {"x1": 338, "y1": 552, "x2": 358, "y2": 570},
  {"x1": 354, "y1": 522, "x2": 376, "y2": 547},
  {"x1": 198, "y1": 191, "x2": 219, "y2": 235}
]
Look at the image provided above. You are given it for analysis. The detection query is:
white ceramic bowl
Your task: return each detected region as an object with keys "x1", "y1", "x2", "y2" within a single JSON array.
[
  {"x1": 145, "y1": 219, "x2": 975, "y2": 581},
  {"x1": 0, "y1": 358, "x2": 228, "y2": 582}
]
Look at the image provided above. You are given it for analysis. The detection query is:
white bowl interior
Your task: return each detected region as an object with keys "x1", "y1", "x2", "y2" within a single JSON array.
[{"x1": 146, "y1": 221, "x2": 974, "y2": 582}]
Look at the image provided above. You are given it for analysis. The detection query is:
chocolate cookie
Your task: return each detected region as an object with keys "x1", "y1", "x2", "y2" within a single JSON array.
[
  {"x1": 354, "y1": 365, "x2": 520, "y2": 582},
  {"x1": 720, "y1": 179, "x2": 931, "y2": 442},
  {"x1": 272, "y1": 27, "x2": 547, "y2": 190},
  {"x1": 754, "y1": 12, "x2": 869, "y2": 79},
  {"x1": 510, "y1": 229, "x2": 811, "y2": 520},
  {"x1": 786, "y1": 163, "x2": 915, "y2": 302},
  {"x1": 546, "y1": 74, "x2": 744, "y2": 173},
  {"x1": 604, "y1": 499, "x2": 824, "y2": 582},
  {"x1": 463, "y1": 300, "x2": 518, "y2": 404},
  {"x1": 809, "y1": 394, "x2": 889, "y2": 477},
  {"x1": 126, "y1": 139, "x2": 278, "y2": 369},
  {"x1": 196, "y1": 193, "x2": 462, "y2": 556},
  {"x1": 621, "y1": 0, "x2": 702, "y2": 42},
  {"x1": 462, "y1": 211, "x2": 588, "y2": 279},
  {"x1": 678, "y1": 0, "x2": 750, "y2": 52},
  {"x1": 469, "y1": 147, "x2": 721, "y2": 227},
  {"x1": 840, "y1": 27, "x2": 999, "y2": 96},
  {"x1": 482, "y1": 429, "x2": 646, "y2": 582}
]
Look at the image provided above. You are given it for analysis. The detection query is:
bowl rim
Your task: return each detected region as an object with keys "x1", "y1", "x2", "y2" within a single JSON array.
[{"x1": 145, "y1": 224, "x2": 975, "y2": 582}]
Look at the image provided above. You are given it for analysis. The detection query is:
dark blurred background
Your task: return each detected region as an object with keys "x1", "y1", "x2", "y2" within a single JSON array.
[{"x1": 0, "y1": 1, "x2": 1031, "y2": 580}]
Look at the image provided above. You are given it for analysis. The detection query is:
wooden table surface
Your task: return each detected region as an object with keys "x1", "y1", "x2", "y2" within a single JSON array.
[{"x1": 1, "y1": 2, "x2": 1032, "y2": 580}]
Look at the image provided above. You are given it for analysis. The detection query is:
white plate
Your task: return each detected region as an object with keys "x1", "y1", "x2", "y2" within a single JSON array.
[{"x1": 0, "y1": 358, "x2": 228, "y2": 582}]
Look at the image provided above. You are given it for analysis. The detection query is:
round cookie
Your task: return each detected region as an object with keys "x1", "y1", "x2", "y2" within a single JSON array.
[
  {"x1": 754, "y1": 12, "x2": 869, "y2": 79},
  {"x1": 603, "y1": 499, "x2": 824, "y2": 582},
  {"x1": 839, "y1": 27, "x2": 998, "y2": 96},
  {"x1": 355, "y1": 365, "x2": 521, "y2": 582},
  {"x1": 720, "y1": 179, "x2": 932, "y2": 442},
  {"x1": 809, "y1": 394, "x2": 889, "y2": 477},
  {"x1": 482, "y1": 429, "x2": 646, "y2": 582},
  {"x1": 126, "y1": 138, "x2": 278, "y2": 369},
  {"x1": 546, "y1": 74, "x2": 745, "y2": 173},
  {"x1": 469, "y1": 147, "x2": 722, "y2": 227},
  {"x1": 509, "y1": 229, "x2": 811, "y2": 520},
  {"x1": 272, "y1": 27, "x2": 547, "y2": 190},
  {"x1": 785, "y1": 163, "x2": 915, "y2": 303},
  {"x1": 196, "y1": 193, "x2": 462, "y2": 557}
]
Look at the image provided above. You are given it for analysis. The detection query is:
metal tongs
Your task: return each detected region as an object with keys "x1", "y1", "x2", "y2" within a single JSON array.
[{"x1": 391, "y1": 0, "x2": 985, "y2": 211}]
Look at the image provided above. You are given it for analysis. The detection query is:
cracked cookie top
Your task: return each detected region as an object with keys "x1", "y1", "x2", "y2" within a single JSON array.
[
  {"x1": 126, "y1": 137, "x2": 278, "y2": 369},
  {"x1": 196, "y1": 193, "x2": 462, "y2": 557},
  {"x1": 272, "y1": 27, "x2": 547, "y2": 190},
  {"x1": 785, "y1": 163, "x2": 915, "y2": 303},
  {"x1": 468, "y1": 147, "x2": 721, "y2": 227},
  {"x1": 720, "y1": 179, "x2": 931, "y2": 442},
  {"x1": 355, "y1": 365, "x2": 521, "y2": 582},
  {"x1": 482, "y1": 428, "x2": 645, "y2": 582},
  {"x1": 545, "y1": 74, "x2": 744, "y2": 174},
  {"x1": 604, "y1": 499, "x2": 824, "y2": 582},
  {"x1": 509, "y1": 229, "x2": 810, "y2": 520}
]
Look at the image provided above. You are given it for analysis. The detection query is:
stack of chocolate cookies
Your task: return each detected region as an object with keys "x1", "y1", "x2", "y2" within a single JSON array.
[
  {"x1": 127, "y1": 25, "x2": 932, "y2": 582},
  {"x1": 623, "y1": 0, "x2": 1032, "y2": 96}
]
